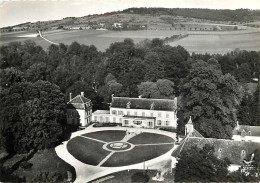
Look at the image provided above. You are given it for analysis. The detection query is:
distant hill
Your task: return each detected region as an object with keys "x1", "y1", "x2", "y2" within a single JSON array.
[
  {"x1": 121, "y1": 8, "x2": 260, "y2": 22},
  {"x1": 1, "y1": 8, "x2": 260, "y2": 32}
]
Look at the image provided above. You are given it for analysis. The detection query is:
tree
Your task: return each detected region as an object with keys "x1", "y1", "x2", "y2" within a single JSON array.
[
  {"x1": 138, "y1": 79, "x2": 175, "y2": 99},
  {"x1": 0, "y1": 67, "x2": 25, "y2": 88},
  {"x1": 177, "y1": 60, "x2": 242, "y2": 139},
  {"x1": 175, "y1": 144, "x2": 230, "y2": 182},
  {"x1": 143, "y1": 52, "x2": 164, "y2": 82},
  {"x1": 0, "y1": 80, "x2": 66, "y2": 153}
]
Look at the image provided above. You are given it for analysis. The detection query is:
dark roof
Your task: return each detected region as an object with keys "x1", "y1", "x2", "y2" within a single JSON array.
[
  {"x1": 190, "y1": 129, "x2": 204, "y2": 138},
  {"x1": 233, "y1": 125, "x2": 260, "y2": 137},
  {"x1": 68, "y1": 95, "x2": 91, "y2": 104},
  {"x1": 111, "y1": 97, "x2": 177, "y2": 111},
  {"x1": 172, "y1": 137, "x2": 260, "y2": 165},
  {"x1": 67, "y1": 95, "x2": 91, "y2": 110},
  {"x1": 123, "y1": 115, "x2": 156, "y2": 119}
]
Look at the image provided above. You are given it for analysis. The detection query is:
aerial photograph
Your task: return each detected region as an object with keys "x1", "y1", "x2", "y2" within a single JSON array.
[{"x1": 0, "y1": 0, "x2": 259, "y2": 182}]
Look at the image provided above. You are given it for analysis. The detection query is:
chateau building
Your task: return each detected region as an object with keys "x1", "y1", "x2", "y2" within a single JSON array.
[
  {"x1": 66, "y1": 92, "x2": 92, "y2": 126},
  {"x1": 92, "y1": 96, "x2": 178, "y2": 128}
]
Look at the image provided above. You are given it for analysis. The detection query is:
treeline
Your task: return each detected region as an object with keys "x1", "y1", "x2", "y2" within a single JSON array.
[
  {"x1": 122, "y1": 8, "x2": 260, "y2": 22},
  {"x1": 0, "y1": 38, "x2": 259, "y2": 154}
]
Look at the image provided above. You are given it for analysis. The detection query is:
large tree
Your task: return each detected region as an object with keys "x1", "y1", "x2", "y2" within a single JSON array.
[
  {"x1": 0, "y1": 80, "x2": 66, "y2": 153},
  {"x1": 177, "y1": 59, "x2": 242, "y2": 139}
]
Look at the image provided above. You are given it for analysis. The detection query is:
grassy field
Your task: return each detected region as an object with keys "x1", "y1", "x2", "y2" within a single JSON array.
[
  {"x1": 82, "y1": 130, "x2": 126, "y2": 142},
  {"x1": 67, "y1": 136, "x2": 110, "y2": 166},
  {"x1": 128, "y1": 132, "x2": 174, "y2": 144},
  {"x1": 103, "y1": 144, "x2": 173, "y2": 167},
  {"x1": 67, "y1": 130, "x2": 174, "y2": 167},
  {"x1": 1, "y1": 29, "x2": 260, "y2": 54},
  {"x1": 13, "y1": 148, "x2": 76, "y2": 182},
  {"x1": 169, "y1": 31, "x2": 260, "y2": 54}
]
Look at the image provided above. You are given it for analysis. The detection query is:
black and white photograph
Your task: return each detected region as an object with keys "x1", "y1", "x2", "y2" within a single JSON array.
[{"x1": 0, "y1": 0, "x2": 259, "y2": 182}]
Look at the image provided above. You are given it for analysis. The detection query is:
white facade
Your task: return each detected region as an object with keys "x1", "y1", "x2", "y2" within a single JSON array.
[
  {"x1": 92, "y1": 97, "x2": 178, "y2": 129},
  {"x1": 232, "y1": 135, "x2": 260, "y2": 143}
]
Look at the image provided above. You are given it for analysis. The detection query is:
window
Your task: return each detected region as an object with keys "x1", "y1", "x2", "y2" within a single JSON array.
[
  {"x1": 134, "y1": 111, "x2": 137, "y2": 116},
  {"x1": 142, "y1": 112, "x2": 145, "y2": 116},
  {"x1": 158, "y1": 112, "x2": 161, "y2": 117},
  {"x1": 124, "y1": 120, "x2": 129, "y2": 125},
  {"x1": 134, "y1": 121, "x2": 142, "y2": 125},
  {"x1": 72, "y1": 112, "x2": 75, "y2": 117},
  {"x1": 94, "y1": 116, "x2": 97, "y2": 121},
  {"x1": 166, "y1": 121, "x2": 170, "y2": 126},
  {"x1": 166, "y1": 113, "x2": 169, "y2": 118},
  {"x1": 113, "y1": 117, "x2": 116, "y2": 122},
  {"x1": 157, "y1": 120, "x2": 161, "y2": 125},
  {"x1": 112, "y1": 110, "x2": 117, "y2": 115},
  {"x1": 72, "y1": 119, "x2": 75, "y2": 124},
  {"x1": 148, "y1": 122, "x2": 153, "y2": 127},
  {"x1": 118, "y1": 111, "x2": 123, "y2": 115},
  {"x1": 127, "y1": 111, "x2": 130, "y2": 115},
  {"x1": 150, "y1": 113, "x2": 153, "y2": 117},
  {"x1": 106, "y1": 117, "x2": 109, "y2": 122}
]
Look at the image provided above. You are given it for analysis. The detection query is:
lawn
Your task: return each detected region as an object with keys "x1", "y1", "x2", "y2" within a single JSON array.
[
  {"x1": 67, "y1": 131, "x2": 174, "y2": 167},
  {"x1": 13, "y1": 148, "x2": 76, "y2": 182},
  {"x1": 82, "y1": 130, "x2": 126, "y2": 142},
  {"x1": 102, "y1": 144, "x2": 174, "y2": 167},
  {"x1": 67, "y1": 136, "x2": 110, "y2": 165},
  {"x1": 128, "y1": 132, "x2": 174, "y2": 145}
]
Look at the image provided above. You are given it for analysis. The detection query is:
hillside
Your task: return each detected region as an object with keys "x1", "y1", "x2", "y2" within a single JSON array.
[
  {"x1": 121, "y1": 8, "x2": 260, "y2": 22},
  {"x1": 1, "y1": 8, "x2": 260, "y2": 33}
]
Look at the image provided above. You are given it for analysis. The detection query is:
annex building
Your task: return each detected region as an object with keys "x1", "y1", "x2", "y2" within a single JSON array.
[
  {"x1": 66, "y1": 92, "x2": 92, "y2": 126},
  {"x1": 92, "y1": 96, "x2": 178, "y2": 128},
  {"x1": 171, "y1": 117, "x2": 260, "y2": 172}
]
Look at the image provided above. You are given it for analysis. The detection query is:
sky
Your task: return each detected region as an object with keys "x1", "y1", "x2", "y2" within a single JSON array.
[{"x1": 0, "y1": 0, "x2": 260, "y2": 28}]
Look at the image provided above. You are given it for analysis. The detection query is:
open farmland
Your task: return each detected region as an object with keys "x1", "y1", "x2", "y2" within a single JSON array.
[
  {"x1": 169, "y1": 31, "x2": 260, "y2": 54},
  {"x1": 1, "y1": 29, "x2": 260, "y2": 54}
]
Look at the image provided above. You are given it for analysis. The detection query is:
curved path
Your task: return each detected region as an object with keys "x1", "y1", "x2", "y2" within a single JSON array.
[
  {"x1": 38, "y1": 31, "x2": 59, "y2": 45},
  {"x1": 55, "y1": 125, "x2": 176, "y2": 182}
]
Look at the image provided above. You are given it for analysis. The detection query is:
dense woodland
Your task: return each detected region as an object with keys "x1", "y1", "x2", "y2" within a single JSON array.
[
  {"x1": 122, "y1": 8, "x2": 260, "y2": 22},
  {"x1": 0, "y1": 38, "x2": 259, "y2": 154}
]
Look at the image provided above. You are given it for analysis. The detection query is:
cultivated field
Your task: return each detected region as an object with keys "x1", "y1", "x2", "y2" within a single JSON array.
[{"x1": 1, "y1": 29, "x2": 260, "y2": 54}]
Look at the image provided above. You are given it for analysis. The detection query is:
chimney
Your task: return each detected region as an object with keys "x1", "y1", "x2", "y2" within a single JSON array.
[
  {"x1": 69, "y1": 93, "x2": 72, "y2": 101},
  {"x1": 81, "y1": 92, "x2": 84, "y2": 97},
  {"x1": 138, "y1": 95, "x2": 142, "y2": 98}
]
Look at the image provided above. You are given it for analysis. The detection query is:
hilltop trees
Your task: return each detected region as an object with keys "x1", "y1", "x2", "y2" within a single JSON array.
[{"x1": 177, "y1": 59, "x2": 242, "y2": 139}]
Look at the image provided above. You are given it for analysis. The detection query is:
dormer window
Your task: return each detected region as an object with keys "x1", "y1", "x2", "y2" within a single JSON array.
[
  {"x1": 126, "y1": 101, "x2": 131, "y2": 109},
  {"x1": 150, "y1": 102, "x2": 155, "y2": 110}
]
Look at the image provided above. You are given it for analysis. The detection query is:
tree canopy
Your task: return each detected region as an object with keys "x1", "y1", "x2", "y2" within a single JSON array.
[
  {"x1": 177, "y1": 59, "x2": 242, "y2": 139},
  {"x1": 0, "y1": 80, "x2": 65, "y2": 153}
]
